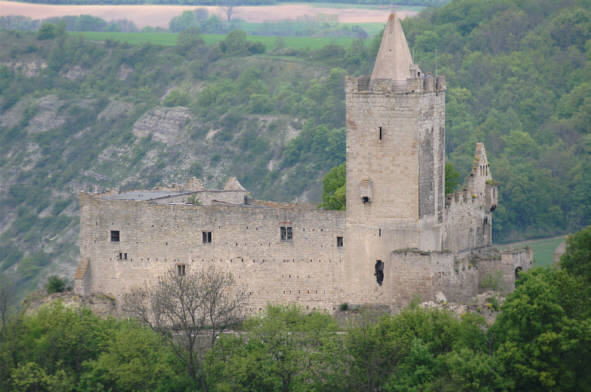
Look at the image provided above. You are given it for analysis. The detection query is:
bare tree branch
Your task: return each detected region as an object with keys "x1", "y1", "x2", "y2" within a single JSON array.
[{"x1": 123, "y1": 265, "x2": 249, "y2": 389}]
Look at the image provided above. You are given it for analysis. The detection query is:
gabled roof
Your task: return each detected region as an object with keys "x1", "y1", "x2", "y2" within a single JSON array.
[
  {"x1": 370, "y1": 12, "x2": 414, "y2": 82},
  {"x1": 223, "y1": 177, "x2": 247, "y2": 191}
]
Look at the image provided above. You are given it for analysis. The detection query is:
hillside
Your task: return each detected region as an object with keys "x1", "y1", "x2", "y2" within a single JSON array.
[{"x1": 1, "y1": 0, "x2": 590, "y2": 298}]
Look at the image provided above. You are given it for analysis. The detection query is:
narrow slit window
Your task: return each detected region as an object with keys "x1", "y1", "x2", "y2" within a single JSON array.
[
  {"x1": 337, "y1": 236, "x2": 343, "y2": 248},
  {"x1": 379, "y1": 126, "x2": 383, "y2": 140},
  {"x1": 110, "y1": 230, "x2": 120, "y2": 242},
  {"x1": 177, "y1": 264, "x2": 186, "y2": 276},
  {"x1": 202, "y1": 231, "x2": 212, "y2": 244}
]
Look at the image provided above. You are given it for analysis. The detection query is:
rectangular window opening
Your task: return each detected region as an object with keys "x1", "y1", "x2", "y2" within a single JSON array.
[
  {"x1": 110, "y1": 230, "x2": 120, "y2": 242},
  {"x1": 281, "y1": 226, "x2": 293, "y2": 241},
  {"x1": 177, "y1": 264, "x2": 186, "y2": 276},
  {"x1": 379, "y1": 126, "x2": 383, "y2": 140},
  {"x1": 202, "y1": 231, "x2": 212, "y2": 244},
  {"x1": 337, "y1": 236, "x2": 343, "y2": 248}
]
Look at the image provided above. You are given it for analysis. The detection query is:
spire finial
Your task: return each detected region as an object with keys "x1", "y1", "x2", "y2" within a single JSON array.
[{"x1": 370, "y1": 12, "x2": 414, "y2": 82}]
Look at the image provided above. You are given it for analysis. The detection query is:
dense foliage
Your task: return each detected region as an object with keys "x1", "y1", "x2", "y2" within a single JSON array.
[
  {"x1": 2, "y1": 224, "x2": 589, "y2": 391},
  {"x1": 401, "y1": 0, "x2": 591, "y2": 240}
]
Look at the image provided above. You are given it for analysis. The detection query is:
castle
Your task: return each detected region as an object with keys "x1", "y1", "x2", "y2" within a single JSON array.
[{"x1": 74, "y1": 14, "x2": 532, "y2": 313}]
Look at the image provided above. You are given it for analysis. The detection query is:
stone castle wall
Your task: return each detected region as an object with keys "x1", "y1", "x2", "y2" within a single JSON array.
[{"x1": 79, "y1": 193, "x2": 345, "y2": 313}]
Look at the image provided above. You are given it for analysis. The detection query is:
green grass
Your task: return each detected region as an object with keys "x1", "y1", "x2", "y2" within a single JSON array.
[
  {"x1": 76, "y1": 31, "x2": 356, "y2": 49},
  {"x1": 497, "y1": 236, "x2": 566, "y2": 267}
]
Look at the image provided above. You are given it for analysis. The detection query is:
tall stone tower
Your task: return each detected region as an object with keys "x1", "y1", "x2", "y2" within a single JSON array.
[{"x1": 343, "y1": 13, "x2": 447, "y2": 304}]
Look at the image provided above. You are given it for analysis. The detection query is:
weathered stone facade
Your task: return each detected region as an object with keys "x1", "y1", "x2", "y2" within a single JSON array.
[{"x1": 74, "y1": 13, "x2": 532, "y2": 312}]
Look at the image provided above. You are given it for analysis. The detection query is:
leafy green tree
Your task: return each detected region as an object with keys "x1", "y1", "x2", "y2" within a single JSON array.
[
  {"x1": 321, "y1": 163, "x2": 345, "y2": 210},
  {"x1": 491, "y1": 268, "x2": 591, "y2": 391},
  {"x1": 37, "y1": 23, "x2": 57, "y2": 40},
  {"x1": 206, "y1": 305, "x2": 342, "y2": 392},
  {"x1": 560, "y1": 225, "x2": 591, "y2": 282},
  {"x1": 445, "y1": 162, "x2": 460, "y2": 194},
  {"x1": 46, "y1": 276, "x2": 66, "y2": 294},
  {"x1": 219, "y1": 30, "x2": 248, "y2": 56},
  {"x1": 80, "y1": 322, "x2": 191, "y2": 391}
]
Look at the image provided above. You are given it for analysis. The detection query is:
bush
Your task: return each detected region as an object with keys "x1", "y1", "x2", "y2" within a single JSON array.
[{"x1": 46, "y1": 275, "x2": 67, "y2": 294}]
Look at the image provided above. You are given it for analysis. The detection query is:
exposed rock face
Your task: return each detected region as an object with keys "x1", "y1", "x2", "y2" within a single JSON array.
[
  {"x1": 132, "y1": 106, "x2": 192, "y2": 145},
  {"x1": 420, "y1": 290, "x2": 504, "y2": 325},
  {"x1": 26, "y1": 95, "x2": 67, "y2": 134},
  {"x1": 2, "y1": 60, "x2": 47, "y2": 77},
  {"x1": 98, "y1": 100, "x2": 135, "y2": 122},
  {"x1": 117, "y1": 64, "x2": 134, "y2": 81},
  {"x1": 61, "y1": 65, "x2": 87, "y2": 80},
  {"x1": 24, "y1": 291, "x2": 118, "y2": 318}
]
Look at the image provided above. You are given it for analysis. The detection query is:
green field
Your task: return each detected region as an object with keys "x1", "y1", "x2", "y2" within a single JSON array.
[
  {"x1": 76, "y1": 31, "x2": 356, "y2": 49},
  {"x1": 497, "y1": 236, "x2": 566, "y2": 267}
]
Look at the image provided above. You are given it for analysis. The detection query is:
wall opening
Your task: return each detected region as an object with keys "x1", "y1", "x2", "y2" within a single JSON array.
[
  {"x1": 202, "y1": 231, "x2": 212, "y2": 244},
  {"x1": 281, "y1": 226, "x2": 293, "y2": 241},
  {"x1": 110, "y1": 230, "x2": 120, "y2": 242},
  {"x1": 515, "y1": 266, "x2": 523, "y2": 281},
  {"x1": 374, "y1": 260, "x2": 384, "y2": 286},
  {"x1": 177, "y1": 264, "x2": 186, "y2": 276},
  {"x1": 379, "y1": 126, "x2": 383, "y2": 140},
  {"x1": 337, "y1": 236, "x2": 343, "y2": 248}
]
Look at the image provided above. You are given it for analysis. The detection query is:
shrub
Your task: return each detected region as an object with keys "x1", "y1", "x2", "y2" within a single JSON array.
[{"x1": 46, "y1": 275, "x2": 67, "y2": 294}]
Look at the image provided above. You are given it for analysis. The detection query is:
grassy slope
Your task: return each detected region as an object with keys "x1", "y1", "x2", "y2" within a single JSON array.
[
  {"x1": 498, "y1": 236, "x2": 566, "y2": 267},
  {"x1": 76, "y1": 31, "x2": 356, "y2": 48}
]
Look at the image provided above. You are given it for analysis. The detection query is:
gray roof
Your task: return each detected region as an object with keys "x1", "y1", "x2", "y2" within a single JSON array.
[{"x1": 103, "y1": 190, "x2": 190, "y2": 201}]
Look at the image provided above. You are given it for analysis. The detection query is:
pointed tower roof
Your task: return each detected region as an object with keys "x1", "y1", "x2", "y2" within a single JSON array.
[
  {"x1": 223, "y1": 177, "x2": 246, "y2": 192},
  {"x1": 370, "y1": 12, "x2": 414, "y2": 82}
]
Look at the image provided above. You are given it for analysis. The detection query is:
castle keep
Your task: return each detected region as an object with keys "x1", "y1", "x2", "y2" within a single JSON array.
[{"x1": 75, "y1": 14, "x2": 532, "y2": 312}]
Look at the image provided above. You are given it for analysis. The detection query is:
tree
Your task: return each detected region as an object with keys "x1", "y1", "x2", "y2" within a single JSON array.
[
  {"x1": 320, "y1": 163, "x2": 345, "y2": 210},
  {"x1": 46, "y1": 275, "x2": 67, "y2": 294},
  {"x1": 445, "y1": 162, "x2": 460, "y2": 194},
  {"x1": 123, "y1": 266, "x2": 249, "y2": 389},
  {"x1": 560, "y1": 225, "x2": 591, "y2": 282},
  {"x1": 0, "y1": 275, "x2": 13, "y2": 328},
  {"x1": 491, "y1": 268, "x2": 591, "y2": 391},
  {"x1": 206, "y1": 305, "x2": 343, "y2": 392},
  {"x1": 219, "y1": 30, "x2": 248, "y2": 56}
]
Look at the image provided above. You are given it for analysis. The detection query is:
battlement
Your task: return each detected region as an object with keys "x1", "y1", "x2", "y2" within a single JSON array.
[{"x1": 351, "y1": 74, "x2": 446, "y2": 94}]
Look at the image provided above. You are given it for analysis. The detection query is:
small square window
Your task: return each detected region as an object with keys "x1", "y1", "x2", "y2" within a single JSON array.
[
  {"x1": 280, "y1": 226, "x2": 293, "y2": 241},
  {"x1": 337, "y1": 236, "x2": 343, "y2": 248},
  {"x1": 110, "y1": 230, "x2": 120, "y2": 242},
  {"x1": 177, "y1": 264, "x2": 186, "y2": 276},
  {"x1": 202, "y1": 231, "x2": 212, "y2": 244}
]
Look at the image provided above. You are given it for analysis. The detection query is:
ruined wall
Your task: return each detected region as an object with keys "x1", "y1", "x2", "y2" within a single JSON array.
[
  {"x1": 443, "y1": 191, "x2": 491, "y2": 254},
  {"x1": 478, "y1": 248, "x2": 533, "y2": 293},
  {"x1": 153, "y1": 190, "x2": 248, "y2": 206},
  {"x1": 78, "y1": 193, "x2": 345, "y2": 313}
]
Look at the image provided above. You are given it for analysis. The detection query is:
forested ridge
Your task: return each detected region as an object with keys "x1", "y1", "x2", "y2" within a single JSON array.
[{"x1": 0, "y1": 0, "x2": 589, "y2": 296}]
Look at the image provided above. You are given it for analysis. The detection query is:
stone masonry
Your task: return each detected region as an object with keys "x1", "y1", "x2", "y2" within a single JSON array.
[{"x1": 74, "y1": 13, "x2": 532, "y2": 313}]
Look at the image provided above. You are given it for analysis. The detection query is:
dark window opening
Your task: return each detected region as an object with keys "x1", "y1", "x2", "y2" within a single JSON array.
[
  {"x1": 124, "y1": 253, "x2": 127, "y2": 260},
  {"x1": 118, "y1": 252, "x2": 123, "y2": 260},
  {"x1": 281, "y1": 226, "x2": 293, "y2": 241},
  {"x1": 110, "y1": 230, "x2": 120, "y2": 242},
  {"x1": 337, "y1": 236, "x2": 343, "y2": 248},
  {"x1": 379, "y1": 126, "x2": 383, "y2": 140},
  {"x1": 362, "y1": 196, "x2": 370, "y2": 204},
  {"x1": 375, "y1": 260, "x2": 384, "y2": 286},
  {"x1": 515, "y1": 266, "x2": 523, "y2": 281},
  {"x1": 177, "y1": 264, "x2": 186, "y2": 276},
  {"x1": 379, "y1": 228, "x2": 382, "y2": 237},
  {"x1": 202, "y1": 231, "x2": 212, "y2": 244}
]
